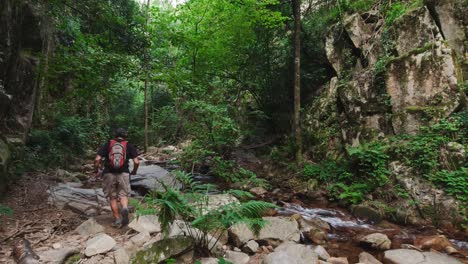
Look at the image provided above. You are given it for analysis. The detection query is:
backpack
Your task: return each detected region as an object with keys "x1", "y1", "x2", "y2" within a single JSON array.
[{"x1": 108, "y1": 139, "x2": 128, "y2": 171}]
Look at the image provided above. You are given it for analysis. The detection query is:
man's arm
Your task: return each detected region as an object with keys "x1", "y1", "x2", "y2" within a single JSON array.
[
  {"x1": 131, "y1": 158, "x2": 139, "y2": 175},
  {"x1": 94, "y1": 155, "x2": 102, "y2": 176}
]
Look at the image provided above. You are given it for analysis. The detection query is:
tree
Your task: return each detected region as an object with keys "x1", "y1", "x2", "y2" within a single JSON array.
[{"x1": 292, "y1": 0, "x2": 303, "y2": 164}]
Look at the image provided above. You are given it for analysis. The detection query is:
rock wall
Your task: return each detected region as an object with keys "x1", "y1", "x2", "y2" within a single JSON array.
[
  {"x1": 304, "y1": 1, "x2": 466, "y2": 158},
  {"x1": 0, "y1": 0, "x2": 53, "y2": 194},
  {"x1": 0, "y1": 0, "x2": 53, "y2": 141}
]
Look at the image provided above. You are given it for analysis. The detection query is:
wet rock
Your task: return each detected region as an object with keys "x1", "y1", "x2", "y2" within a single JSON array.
[
  {"x1": 360, "y1": 233, "x2": 391, "y2": 250},
  {"x1": 113, "y1": 248, "x2": 130, "y2": 264},
  {"x1": 229, "y1": 217, "x2": 300, "y2": 247},
  {"x1": 383, "y1": 249, "x2": 463, "y2": 264},
  {"x1": 274, "y1": 241, "x2": 319, "y2": 264},
  {"x1": 130, "y1": 165, "x2": 180, "y2": 195},
  {"x1": 305, "y1": 226, "x2": 327, "y2": 245},
  {"x1": 74, "y1": 218, "x2": 104, "y2": 237},
  {"x1": 352, "y1": 205, "x2": 383, "y2": 224},
  {"x1": 242, "y1": 240, "x2": 259, "y2": 254},
  {"x1": 418, "y1": 235, "x2": 452, "y2": 251},
  {"x1": 131, "y1": 236, "x2": 193, "y2": 264},
  {"x1": 359, "y1": 252, "x2": 382, "y2": 264},
  {"x1": 312, "y1": 245, "x2": 330, "y2": 261},
  {"x1": 84, "y1": 234, "x2": 116, "y2": 257},
  {"x1": 328, "y1": 257, "x2": 348, "y2": 264},
  {"x1": 250, "y1": 187, "x2": 267, "y2": 196},
  {"x1": 128, "y1": 215, "x2": 161, "y2": 234},
  {"x1": 225, "y1": 250, "x2": 249, "y2": 264},
  {"x1": 38, "y1": 247, "x2": 79, "y2": 264}
]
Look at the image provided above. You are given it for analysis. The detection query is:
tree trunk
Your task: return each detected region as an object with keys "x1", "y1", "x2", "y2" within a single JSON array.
[
  {"x1": 292, "y1": 0, "x2": 302, "y2": 165},
  {"x1": 143, "y1": 0, "x2": 151, "y2": 153}
]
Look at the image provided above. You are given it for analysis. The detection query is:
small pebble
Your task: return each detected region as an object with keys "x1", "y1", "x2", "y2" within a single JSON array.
[{"x1": 52, "y1": 243, "x2": 62, "y2": 249}]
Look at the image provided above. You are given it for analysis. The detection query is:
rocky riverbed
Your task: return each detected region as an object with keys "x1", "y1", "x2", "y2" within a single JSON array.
[{"x1": 0, "y1": 147, "x2": 467, "y2": 264}]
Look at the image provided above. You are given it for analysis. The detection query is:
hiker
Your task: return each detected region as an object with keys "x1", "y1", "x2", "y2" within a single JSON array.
[{"x1": 93, "y1": 128, "x2": 139, "y2": 228}]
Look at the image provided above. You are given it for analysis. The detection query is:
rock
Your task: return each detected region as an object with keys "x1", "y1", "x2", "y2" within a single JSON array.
[
  {"x1": 225, "y1": 250, "x2": 250, "y2": 264},
  {"x1": 352, "y1": 205, "x2": 383, "y2": 224},
  {"x1": 74, "y1": 218, "x2": 105, "y2": 237},
  {"x1": 130, "y1": 165, "x2": 181, "y2": 195},
  {"x1": 82, "y1": 255, "x2": 114, "y2": 264},
  {"x1": 49, "y1": 184, "x2": 108, "y2": 211},
  {"x1": 431, "y1": 0, "x2": 467, "y2": 57},
  {"x1": 84, "y1": 233, "x2": 116, "y2": 257},
  {"x1": 249, "y1": 187, "x2": 267, "y2": 196},
  {"x1": 229, "y1": 217, "x2": 300, "y2": 247},
  {"x1": 128, "y1": 215, "x2": 161, "y2": 234},
  {"x1": 359, "y1": 233, "x2": 391, "y2": 250},
  {"x1": 392, "y1": 7, "x2": 443, "y2": 56},
  {"x1": 359, "y1": 252, "x2": 382, "y2": 264},
  {"x1": 383, "y1": 249, "x2": 463, "y2": 264},
  {"x1": 203, "y1": 194, "x2": 239, "y2": 214},
  {"x1": 295, "y1": 215, "x2": 328, "y2": 244},
  {"x1": 131, "y1": 236, "x2": 193, "y2": 264},
  {"x1": 199, "y1": 258, "x2": 219, "y2": 264},
  {"x1": 242, "y1": 240, "x2": 259, "y2": 254},
  {"x1": 274, "y1": 241, "x2": 319, "y2": 264},
  {"x1": 177, "y1": 249, "x2": 194, "y2": 264},
  {"x1": 130, "y1": 231, "x2": 151, "y2": 247},
  {"x1": 312, "y1": 245, "x2": 330, "y2": 261},
  {"x1": 38, "y1": 247, "x2": 79, "y2": 264},
  {"x1": 418, "y1": 235, "x2": 452, "y2": 251},
  {"x1": 262, "y1": 251, "x2": 303, "y2": 264},
  {"x1": 328, "y1": 257, "x2": 348, "y2": 264},
  {"x1": 440, "y1": 142, "x2": 466, "y2": 170},
  {"x1": 167, "y1": 220, "x2": 224, "y2": 257},
  {"x1": 114, "y1": 248, "x2": 130, "y2": 264},
  {"x1": 52, "y1": 243, "x2": 61, "y2": 249}
]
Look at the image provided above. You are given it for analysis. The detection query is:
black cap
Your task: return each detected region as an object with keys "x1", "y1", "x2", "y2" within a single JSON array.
[{"x1": 114, "y1": 128, "x2": 128, "y2": 138}]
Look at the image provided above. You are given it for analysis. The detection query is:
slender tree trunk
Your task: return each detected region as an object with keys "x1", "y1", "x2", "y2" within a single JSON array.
[
  {"x1": 144, "y1": 0, "x2": 151, "y2": 152},
  {"x1": 292, "y1": 0, "x2": 303, "y2": 164}
]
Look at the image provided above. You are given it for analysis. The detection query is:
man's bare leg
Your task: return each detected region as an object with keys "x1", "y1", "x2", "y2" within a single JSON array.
[
  {"x1": 110, "y1": 198, "x2": 121, "y2": 220},
  {"x1": 119, "y1": 196, "x2": 130, "y2": 226}
]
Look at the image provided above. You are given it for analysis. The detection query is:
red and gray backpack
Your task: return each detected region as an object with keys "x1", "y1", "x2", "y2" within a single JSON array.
[{"x1": 108, "y1": 139, "x2": 128, "y2": 171}]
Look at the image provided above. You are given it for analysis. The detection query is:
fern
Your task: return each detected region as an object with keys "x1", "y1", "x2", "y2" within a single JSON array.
[
  {"x1": 137, "y1": 173, "x2": 276, "y2": 256},
  {"x1": 0, "y1": 204, "x2": 13, "y2": 216}
]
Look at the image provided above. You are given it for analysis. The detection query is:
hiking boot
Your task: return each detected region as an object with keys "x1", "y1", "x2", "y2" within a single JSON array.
[
  {"x1": 112, "y1": 218, "x2": 122, "y2": 228},
  {"x1": 120, "y1": 207, "x2": 129, "y2": 226}
]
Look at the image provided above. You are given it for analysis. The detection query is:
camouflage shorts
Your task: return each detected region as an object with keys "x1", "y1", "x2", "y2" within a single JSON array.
[{"x1": 102, "y1": 172, "x2": 131, "y2": 199}]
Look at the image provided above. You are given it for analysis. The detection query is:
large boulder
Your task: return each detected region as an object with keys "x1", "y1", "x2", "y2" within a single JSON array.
[
  {"x1": 130, "y1": 165, "x2": 180, "y2": 195},
  {"x1": 131, "y1": 236, "x2": 193, "y2": 264},
  {"x1": 229, "y1": 217, "x2": 301, "y2": 247},
  {"x1": 383, "y1": 249, "x2": 462, "y2": 264}
]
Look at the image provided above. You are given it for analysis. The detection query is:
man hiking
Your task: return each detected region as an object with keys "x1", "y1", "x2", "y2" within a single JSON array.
[{"x1": 93, "y1": 128, "x2": 140, "y2": 228}]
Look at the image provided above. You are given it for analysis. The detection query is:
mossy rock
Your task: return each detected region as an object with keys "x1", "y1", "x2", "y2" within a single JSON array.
[{"x1": 132, "y1": 236, "x2": 194, "y2": 264}]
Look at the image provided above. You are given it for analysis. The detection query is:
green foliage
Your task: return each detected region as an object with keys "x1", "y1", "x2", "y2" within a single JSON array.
[
  {"x1": 211, "y1": 157, "x2": 269, "y2": 188},
  {"x1": 347, "y1": 142, "x2": 390, "y2": 186},
  {"x1": 135, "y1": 171, "x2": 276, "y2": 256},
  {"x1": 0, "y1": 204, "x2": 13, "y2": 216},
  {"x1": 431, "y1": 168, "x2": 468, "y2": 203}
]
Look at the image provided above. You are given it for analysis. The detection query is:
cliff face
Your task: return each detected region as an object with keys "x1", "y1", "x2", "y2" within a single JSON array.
[
  {"x1": 0, "y1": 0, "x2": 53, "y2": 193},
  {"x1": 304, "y1": 0, "x2": 467, "y2": 159}
]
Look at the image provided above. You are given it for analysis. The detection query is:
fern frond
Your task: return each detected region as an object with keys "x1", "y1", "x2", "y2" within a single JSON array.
[{"x1": 227, "y1": 189, "x2": 254, "y2": 200}]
